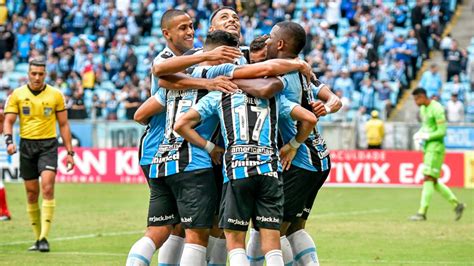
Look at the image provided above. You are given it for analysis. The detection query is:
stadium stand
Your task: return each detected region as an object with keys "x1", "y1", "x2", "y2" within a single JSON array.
[{"x1": 0, "y1": 0, "x2": 471, "y2": 121}]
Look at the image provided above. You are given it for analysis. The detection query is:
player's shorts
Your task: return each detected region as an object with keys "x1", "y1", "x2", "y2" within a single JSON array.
[
  {"x1": 212, "y1": 163, "x2": 224, "y2": 215},
  {"x1": 219, "y1": 174, "x2": 284, "y2": 231},
  {"x1": 19, "y1": 138, "x2": 58, "y2": 180},
  {"x1": 298, "y1": 158, "x2": 332, "y2": 220},
  {"x1": 423, "y1": 151, "x2": 445, "y2": 178},
  {"x1": 169, "y1": 168, "x2": 217, "y2": 229},
  {"x1": 147, "y1": 177, "x2": 181, "y2": 227}
]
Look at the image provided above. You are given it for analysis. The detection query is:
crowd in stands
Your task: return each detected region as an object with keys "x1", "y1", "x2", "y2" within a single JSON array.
[{"x1": 0, "y1": 0, "x2": 471, "y2": 122}]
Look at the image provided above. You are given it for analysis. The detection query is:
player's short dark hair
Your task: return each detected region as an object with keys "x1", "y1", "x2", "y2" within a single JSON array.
[
  {"x1": 161, "y1": 9, "x2": 188, "y2": 30},
  {"x1": 412, "y1": 87, "x2": 427, "y2": 96},
  {"x1": 209, "y1": 6, "x2": 236, "y2": 24},
  {"x1": 250, "y1": 35, "x2": 269, "y2": 53},
  {"x1": 205, "y1": 30, "x2": 239, "y2": 49},
  {"x1": 275, "y1": 21, "x2": 306, "y2": 55},
  {"x1": 29, "y1": 58, "x2": 46, "y2": 68}
]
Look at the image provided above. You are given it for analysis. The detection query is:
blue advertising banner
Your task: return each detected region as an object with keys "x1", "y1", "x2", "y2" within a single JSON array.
[{"x1": 445, "y1": 126, "x2": 474, "y2": 150}]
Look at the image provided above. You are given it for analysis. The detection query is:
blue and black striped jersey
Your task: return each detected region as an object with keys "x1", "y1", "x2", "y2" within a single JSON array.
[
  {"x1": 148, "y1": 64, "x2": 235, "y2": 178},
  {"x1": 278, "y1": 72, "x2": 330, "y2": 172},
  {"x1": 139, "y1": 47, "x2": 174, "y2": 166},
  {"x1": 193, "y1": 87, "x2": 298, "y2": 183}
]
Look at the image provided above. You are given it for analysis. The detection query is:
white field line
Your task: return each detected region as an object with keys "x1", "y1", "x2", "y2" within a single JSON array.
[
  {"x1": 315, "y1": 209, "x2": 388, "y2": 217},
  {"x1": 320, "y1": 259, "x2": 473, "y2": 265},
  {"x1": 0, "y1": 251, "x2": 124, "y2": 257},
  {"x1": 0, "y1": 230, "x2": 144, "y2": 246}
]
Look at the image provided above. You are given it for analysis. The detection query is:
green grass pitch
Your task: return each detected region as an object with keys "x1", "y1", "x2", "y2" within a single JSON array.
[{"x1": 0, "y1": 183, "x2": 472, "y2": 265}]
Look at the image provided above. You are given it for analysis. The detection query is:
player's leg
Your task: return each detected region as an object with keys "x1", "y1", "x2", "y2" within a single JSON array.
[
  {"x1": 430, "y1": 152, "x2": 466, "y2": 220},
  {"x1": 20, "y1": 140, "x2": 42, "y2": 251},
  {"x1": 220, "y1": 178, "x2": 257, "y2": 266},
  {"x1": 169, "y1": 169, "x2": 218, "y2": 266},
  {"x1": 0, "y1": 180, "x2": 11, "y2": 220},
  {"x1": 126, "y1": 177, "x2": 180, "y2": 266},
  {"x1": 158, "y1": 224, "x2": 185, "y2": 265},
  {"x1": 254, "y1": 174, "x2": 285, "y2": 266},
  {"x1": 286, "y1": 164, "x2": 331, "y2": 266},
  {"x1": 207, "y1": 164, "x2": 227, "y2": 265},
  {"x1": 247, "y1": 226, "x2": 264, "y2": 266}
]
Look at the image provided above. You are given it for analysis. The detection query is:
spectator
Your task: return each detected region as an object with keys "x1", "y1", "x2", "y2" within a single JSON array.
[
  {"x1": 360, "y1": 77, "x2": 376, "y2": 113},
  {"x1": 325, "y1": 0, "x2": 341, "y2": 35},
  {"x1": 0, "y1": 51, "x2": 14, "y2": 73},
  {"x1": 334, "y1": 68, "x2": 355, "y2": 98},
  {"x1": 446, "y1": 94, "x2": 464, "y2": 123},
  {"x1": 106, "y1": 93, "x2": 119, "y2": 120},
  {"x1": 365, "y1": 110, "x2": 385, "y2": 149},
  {"x1": 111, "y1": 70, "x2": 130, "y2": 90},
  {"x1": 16, "y1": 25, "x2": 31, "y2": 63},
  {"x1": 68, "y1": 90, "x2": 88, "y2": 119},
  {"x1": 446, "y1": 41, "x2": 464, "y2": 81},
  {"x1": 91, "y1": 94, "x2": 105, "y2": 119},
  {"x1": 124, "y1": 89, "x2": 142, "y2": 120},
  {"x1": 319, "y1": 70, "x2": 336, "y2": 90},
  {"x1": 388, "y1": 60, "x2": 408, "y2": 88},
  {"x1": 411, "y1": 0, "x2": 425, "y2": 28},
  {"x1": 440, "y1": 34, "x2": 453, "y2": 60},
  {"x1": 349, "y1": 51, "x2": 369, "y2": 91},
  {"x1": 450, "y1": 75, "x2": 467, "y2": 103},
  {"x1": 122, "y1": 48, "x2": 138, "y2": 76},
  {"x1": 332, "y1": 90, "x2": 350, "y2": 122},
  {"x1": 392, "y1": 0, "x2": 409, "y2": 27},
  {"x1": 378, "y1": 80, "x2": 393, "y2": 116},
  {"x1": 419, "y1": 64, "x2": 442, "y2": 98},
  {"x1": 0, "y1": 70, "x2": 8, "y2": 90}
]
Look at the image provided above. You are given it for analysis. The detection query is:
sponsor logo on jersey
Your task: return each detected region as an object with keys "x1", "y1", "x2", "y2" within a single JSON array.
[
  {"x1": 231, "y1": 160, "x2": 265, "y2": 168},
  {"x1": 158, "y1": 143, "x2": 182, "y2": 153},
  {"x1": 255, "y1": 215, "x2": 280, "y2": 224},
  {"x1": 227, "y1": 218, "x2": 249, "y2": 226},
  {"x1": 149, "y1": 214, "x2": 175, "y2": 223},
  {"x1": 230, "y1": 145, "x2": 274, "y2": 155},
  {"x1": 152, "y1": 153, "x2": 179, "y2": 164}
]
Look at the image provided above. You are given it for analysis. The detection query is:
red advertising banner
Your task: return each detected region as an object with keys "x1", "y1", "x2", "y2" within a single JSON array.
[
  {"x1": 328, "y1": 150, "x2": 465, "y2": 187},
  {"x1": 54, "y1": 148, "x2": 465, "y2": 187}
]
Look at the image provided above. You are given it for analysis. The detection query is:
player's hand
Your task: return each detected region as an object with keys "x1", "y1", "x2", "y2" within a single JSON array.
[
  {"x1": 6, "y1": 143, "x2": 16, "y2": 155},
  {"x1": 66, "y1": 155, "x2": 75, "y2": 171},
  {"x1": 279, "y1": 144, "x2": 297, "y2": 171},
  {"x1": 205, "y1": 76, "x2": 239, "y2": 94},
  {"x1": 210, "y1": 146, "x2": 224, "y2": 165},
  {"x1": 204, "y1": 46, "x2": 242, "y2": 62},
  {"x1": 309, "y1": 101, "x2": 327, "y2": 117}
]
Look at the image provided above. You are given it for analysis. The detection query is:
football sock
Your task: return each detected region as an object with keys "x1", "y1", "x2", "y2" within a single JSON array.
[
  {"x1": 180, "y1": 243, "x2": 206, "y2": 266},
  {"x1": 265, "y1": 249, "x2": 284, "y2": 266},
  {"x1": 280, "y1": 236, "x2": 294, "y2": 266},
  {"x1": 206, "y1": 236, "x2": 218, "y2": 261},
  {"x1": 434, "y1": 182, "x2": 459, "y2": 207},
  {"x1": 288, "y1": 229, "x2": 319, "y2": 266},
  {"x1": 418, "y1": 181, "x2": 435, "y2": 214},
  {"x1": 0, "y1": 186, "x2": 10, "y2": 216},
  {"x1": 247, "y1": 228, "x2": 264, "y2": 266},
  {"x1": 26, "y1": 202, "x2": 41, "y2": 240},
  {"x1": 158, "y1": 234, "x2": 184, "y2": 265},
  {"x1": 209, "y1": 237, "x2": 227, "y2": 265},
  {"x1": 39, "y1": 199, "x2": 55, "y2": 240},
  {"x1": 126, "y1": 236, "x2": 156, "y2": 266},
  {"x1": 229, "y1": 248, "x2": 250, "y2": 266}
]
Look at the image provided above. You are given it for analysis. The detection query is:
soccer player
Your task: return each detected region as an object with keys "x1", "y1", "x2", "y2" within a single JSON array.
[
  {"x1": 127, "y1": 9, "x2": 240, "y2": 266},
  {"x1": 249, "y1": 35, "x2": 269, "y2": 64},
  {"x1": 247, "y1": 21, "x2": 342, "y2": 266},
  {"x1": 3, "y1": 58, "x2": 75, "y2": 252},
  {"x1": 410, "y1": 88, "x2": 466, "y2": 221},
  {"x1": 0, "y1": 111, "x2": 12, "y2": 221}
]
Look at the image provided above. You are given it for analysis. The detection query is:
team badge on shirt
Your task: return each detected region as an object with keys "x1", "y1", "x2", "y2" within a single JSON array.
[
  {"x1": 22, "y1": 106, "x2": 30, "y2": 115},
  {"x1": 44, "y1": 107, "x2": 53, "y2": 117}
]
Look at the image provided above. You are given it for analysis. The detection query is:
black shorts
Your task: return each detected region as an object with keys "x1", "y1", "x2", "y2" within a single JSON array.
[
  {"x1": 147, "y1": 168, "x2": 217, "y2": 229},
  {"x1": 219, "y1": 174, "x2": 284, "y2": 231},
  {"x1": 140, "y1": 164, "x2": 151, "y2": 185},
  {"x1": 19, "y1": 138, "x2": 58, "y2": 180},
  {"x1": 296, "y1": 159, "x2": 331, "y2": 220},
  {"x1": 212, "y1": 163, "x2": 224, "y2": 215}
]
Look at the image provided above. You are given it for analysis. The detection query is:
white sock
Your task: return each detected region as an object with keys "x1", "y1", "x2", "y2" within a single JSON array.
[
  {"x1": 209, "y1": 238, "x2": 227, "y2": 265},
  {"x1": 126, "y1": 236, "x2": 156, "y2": 266},
  {"x1": 229, "y1": 248, "x2": 250, "y2": 266},
  {"x1": 265, "y1": 249, "x2": 284, "y2": 266},
  {"x1": 280, "y1": 236, "x2": 294, "y2": 266},
  {"x1": 287, "y1": 229, "x2": 319, "y2": 266},
  {"x1": 246, "y1": 229, "x2": 264, "y2": 266},
  {"x1": 158, "y1": 235, "x2": 184, "y2": 265},
  {"x1": 206, "y1": 236, "x2": 218, "y2": 261},
  {"x1": 180, "y1": 243, "x2": 206, "y2": 266}
]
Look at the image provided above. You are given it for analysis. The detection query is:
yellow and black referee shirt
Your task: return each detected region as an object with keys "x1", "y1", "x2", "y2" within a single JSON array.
[{"x1": 4, "y1": 84, "x2": 66, "y2": 140}]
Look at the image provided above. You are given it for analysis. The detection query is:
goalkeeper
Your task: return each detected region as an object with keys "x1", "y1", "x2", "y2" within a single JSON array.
[{"x1": 410, "y1": 88, "x2": 465, "y2": 221}]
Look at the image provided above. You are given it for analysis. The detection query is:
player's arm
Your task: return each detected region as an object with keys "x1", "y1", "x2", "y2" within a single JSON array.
[
  {"x1": 233, "y1": 58, "x2": 313, "y2": 81},
  {"x1": 57, "y1": 110, "x2": 75, "y2": 171},
  {"x1": 159, "y1": 73, "x2": 238, "y2": 94},
  {"x1": 174, "y1": 109, "x2": 223, "y2": 164},
  {"x1": 152, "y1": 46, "x2": 242, "y2": 77},
  {"x1": 3, "y1": 113, "x2": 17, "y2": 155},
  {"x1": 134, "y1": 94, "x2": 165, "y2": 125},
  {"x1": 309, "y1": 81, "x2": 342, "y2": 117},
  {"x1": 232, "y1": 77, "x2": 284, "y2": 99}
]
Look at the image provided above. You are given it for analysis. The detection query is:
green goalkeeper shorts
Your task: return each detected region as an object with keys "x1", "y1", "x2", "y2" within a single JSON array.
[{"x1": 423, "y1": 151, "x2": 445, "y2": 178}]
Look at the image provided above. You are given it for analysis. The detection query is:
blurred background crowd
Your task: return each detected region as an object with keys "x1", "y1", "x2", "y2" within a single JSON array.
[{"x1": 0, "y1": 0, "x2": 472, "y2": 122}]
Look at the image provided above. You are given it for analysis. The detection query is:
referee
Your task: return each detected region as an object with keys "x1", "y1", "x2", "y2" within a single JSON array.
[{"x1": 3, "y1": 58, "x2": 75, "y2": 252}]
